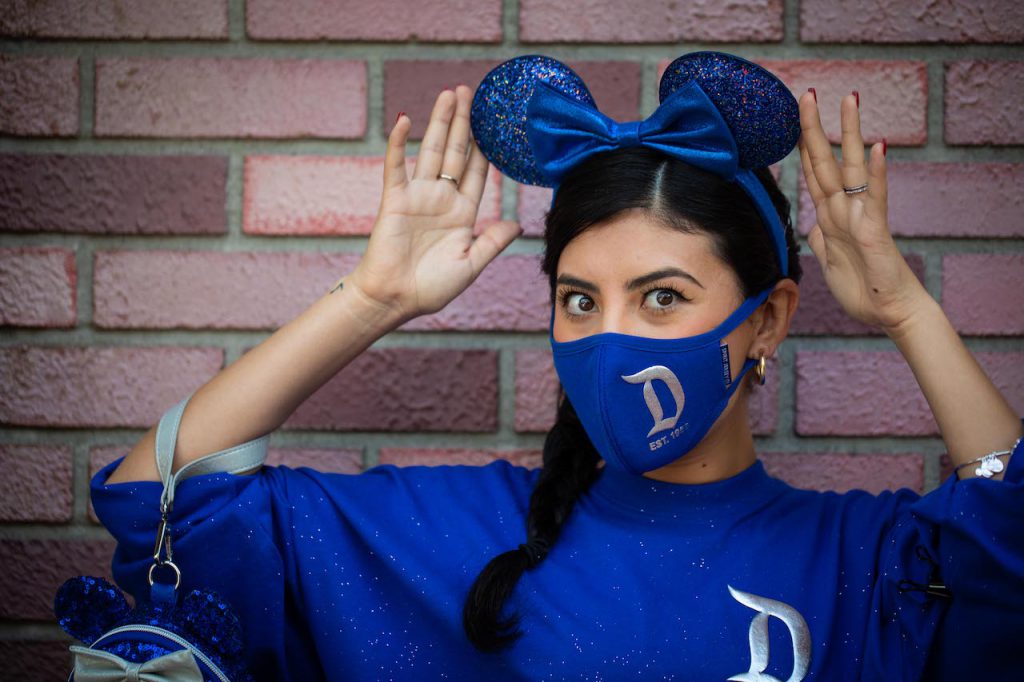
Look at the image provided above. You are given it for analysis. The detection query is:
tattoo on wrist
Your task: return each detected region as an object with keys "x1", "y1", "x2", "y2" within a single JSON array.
[{"x1": 329, "y1": 280, "x2": 344, "y2": 294}]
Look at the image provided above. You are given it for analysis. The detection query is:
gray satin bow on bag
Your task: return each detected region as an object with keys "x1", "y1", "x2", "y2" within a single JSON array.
[{"x1": 70, "y1": 645, "x2": 203, "y2": 682}]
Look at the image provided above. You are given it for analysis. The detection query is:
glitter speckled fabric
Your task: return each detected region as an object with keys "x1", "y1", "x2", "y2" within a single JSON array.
[
  {"x1": 659, "y1": 52, "x2": 800, "y2": 170},
  {"x1": 470, "y1": 55, "x2": 595, "y2": 187},
  {"x1": 87, "y1": 443, "x2": 1024, "y2": 681}
]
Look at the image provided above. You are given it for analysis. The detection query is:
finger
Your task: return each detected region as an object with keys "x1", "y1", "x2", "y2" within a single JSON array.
[
  {"x1": 440, "y1": 85, "x2": 472, "y2": 183},
  {"x1": 798, "y1": 138, "x2": 826, "y2": 209},
  {"x1": 798, "y1": 90, "x2": 844, "y2": 197},
  {"x1": 459, "y1": 136, "x2": 489, "y2": 204},
  {"x1": 839, "y1": 93, "x2": 868, "y2": 193},
  {"x1": 862, "y1": 140, "x2": 889, "y2": 227},
  {"x1": 806, "y1": 224, "x2": 828, "y2": 273},
  {"x1": 466, "y1": 221, "x2": 522, "y2": 277},
  {"x1": 413, "y1": 89, "x2": 457, "y2": 181},
  {"x1": 382, "y1": 113, "x2": 410, "y2": 191}
]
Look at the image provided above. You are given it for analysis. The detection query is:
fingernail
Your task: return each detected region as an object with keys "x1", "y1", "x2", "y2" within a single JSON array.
[
  {"x1": 853, "y1": 90, "x2": 859, "y2": 108},
  {"x1": 882, "y1": 137, "x2": 888, "y2": 157},
  {"x1": 808, "y1": 87, "x2": 817, "y2": 103},
  {"x1": 395, "y1": 111, "x2": 405, "y2": 123}
]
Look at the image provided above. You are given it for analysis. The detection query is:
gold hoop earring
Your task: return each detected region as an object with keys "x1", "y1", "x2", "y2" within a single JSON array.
[{"x1": 753, "y1": 354, "x2": 767, "y2": 386}]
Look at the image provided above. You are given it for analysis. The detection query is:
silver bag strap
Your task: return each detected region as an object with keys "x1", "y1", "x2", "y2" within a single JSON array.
[{"x1": 154, "y1": 393, "x2": 269, "y2": 513}]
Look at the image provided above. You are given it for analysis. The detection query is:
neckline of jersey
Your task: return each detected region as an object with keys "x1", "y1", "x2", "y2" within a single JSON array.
[{"x1": 586, "y1": 458, "x2": 788, "y2": 521}]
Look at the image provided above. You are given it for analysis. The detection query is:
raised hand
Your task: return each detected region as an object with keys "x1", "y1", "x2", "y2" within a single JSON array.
[
  {"x1": 346, "y1": 85, "x2": 522, "y2": 322},
  {"x1": 798, "y1": 91, "x2": 929, "y2": 336}
]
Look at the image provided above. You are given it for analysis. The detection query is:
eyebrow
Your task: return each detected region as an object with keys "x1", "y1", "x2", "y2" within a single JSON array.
[{"x1": 555, "y1": 267, "x2": 704, "y2": 293}]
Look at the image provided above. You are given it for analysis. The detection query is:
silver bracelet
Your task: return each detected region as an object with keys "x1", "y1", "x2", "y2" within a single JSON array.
[{"x1": 954, "y1": 437, "x2": 1022, "y2": 478}]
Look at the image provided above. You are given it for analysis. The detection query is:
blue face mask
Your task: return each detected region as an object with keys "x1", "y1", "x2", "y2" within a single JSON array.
[{"x1": 549, "y1": 289, "x2": 771, "y2": 475}]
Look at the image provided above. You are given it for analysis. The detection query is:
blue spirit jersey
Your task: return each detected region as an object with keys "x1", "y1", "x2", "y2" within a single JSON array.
[{"x1": 92, "y1": 439, "x2": 1024, "y2": 681}]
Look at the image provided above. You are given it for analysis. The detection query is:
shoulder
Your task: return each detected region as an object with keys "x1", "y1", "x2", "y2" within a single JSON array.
[
  {"x1": 263, "y1": 457, "x2": 543, "y2": 513},
  {"x1": 759, "y1": 469, "x2": 925, "y2": 533}
]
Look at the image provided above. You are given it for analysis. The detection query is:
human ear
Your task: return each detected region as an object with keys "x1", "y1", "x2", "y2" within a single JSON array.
[{"x1": 747, "y1": 279, "x2": 799, "y2": 359}]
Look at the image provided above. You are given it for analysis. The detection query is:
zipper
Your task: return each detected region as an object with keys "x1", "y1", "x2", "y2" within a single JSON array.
[{"x1": 87, "y1": 623, "x2": 230, "y2": 682}]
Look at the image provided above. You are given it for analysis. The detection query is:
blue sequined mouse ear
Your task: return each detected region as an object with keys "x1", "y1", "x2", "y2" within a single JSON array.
[
  {"x1": 470, "y1": 55, "x2": 596, "y2": 188},
  {"x1": 659, "y1": 52, "x2": 800, "y2": 170},
  {"x1": 54, "y1": 576, "x2": 131, "y2": 645}
]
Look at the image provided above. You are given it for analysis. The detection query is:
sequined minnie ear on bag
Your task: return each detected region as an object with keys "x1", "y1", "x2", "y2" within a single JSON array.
[
  {"x1": 53, "y1": 393, "x2": 267, "y2": 681},
  {"x1": 469, "y1": 51, "x2": 800, "y2": 276}
]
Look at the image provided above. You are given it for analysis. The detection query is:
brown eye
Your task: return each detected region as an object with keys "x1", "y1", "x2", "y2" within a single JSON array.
[
  {"x1": 655, "y1": 290, "x2": 675, "y2": 306},
  {"x1": 565, "y1": 293, "x2": 596, "y2": 315}
]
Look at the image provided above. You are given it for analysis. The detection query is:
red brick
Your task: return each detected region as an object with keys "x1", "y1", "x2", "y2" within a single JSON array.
[
  {"x1": 384, "y1": 60, "x2": 641, "y2": 140},
  {"x1": 89, "y1": 446, "x2": 127, "y2": 523},
  {"x1": 93, "y1": 251, "x2": 547, "y2": 332},
  {"x1": 243, "y1": 155, "x2": 502, "y2": 236},
  {"x1": 0, "y1": 445, "x2": 73, "y2": 522},
  {"x1": 0, "y1": 154, "x2": 227, "y2": 235},
  {"x1": 378, "y1": 448, "x2": 542, "y2": 468},
  {"x1": 515, "y1": 349, "x2": 560, "y2": 433},
  {"x1": 0, "y1": 640, "x2": 73, "y2": 681},
  {"x1": 266, "y1": 448, "x2": 363, "y2": 473},
  {"x1": 799, "y1": 0, "x2": 1024, "y2": 43},
  {"x1": 517, "y1": 185, "x2": 551, "y2": 238},
  {"x1": 0, "y1": 1, "x2": 227, "y2": 39},
  {"x1": 945, "y1": 61, "x2": 1024, "y2": 146},
  {"x1": 247, "y1": 0, "x2": 501, "y2": 42},
  {"x1": 757, "y1": 60, "x2": 927, "y2": 146},
  {"x1": 0, "y1": 55, "x2": 78, "y2": 137},
  {"x1": 761, "y1": 452, "x2": 924, "y2": 494},
  {"x1": 404, "y1": 255, "x2": 548, "y2": 332},
  {"x1": 520, "y1": 0, "x2": 783, "y2": 43},
  {"x1": 798, "y1": 163, "x2": 1024, "y2": 239},
  {"x1": 515, "y1": 349, "x2": 778, "y2": 435},
  {"x1": 95, "y1": 58, "x2": 366, "y2": 139},
  {"x1": 0, "y1": 248, "x2": 76, "y2": 327},
  {"x1": 943, "y1": 254, "x2": 1024, "y2": 336},
  {"x1": 796, "y1": 351, "x2": 1024, "y2": 436},
  {"x1": 0, "y1": 347, "x2": 223, "y2": 428},
  {"x1": 0, "y1": 538, "x2": 115, "y2": 620},
  {"x1": 791, "y1": 253, "x2": 926, "y2": 335},
  {"x1": 284, "y1": 348, "x2": 498, "y2": 432}
]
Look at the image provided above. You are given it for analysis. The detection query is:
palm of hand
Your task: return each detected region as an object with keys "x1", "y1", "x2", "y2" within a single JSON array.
[
  {"x1": 798, "y1": 92, "x2": 928, "y2": 334},
  {"x1": 371, "y1": 179, "x2": 483, "y2": 315},
  {"x1": 350, "y1": 86, "x2": 521, "y2": 321}
]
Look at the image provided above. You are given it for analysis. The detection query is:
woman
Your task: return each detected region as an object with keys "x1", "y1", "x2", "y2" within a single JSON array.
[{"x1": 93, "y1": 54, "x2": 1022, "y2": 680}]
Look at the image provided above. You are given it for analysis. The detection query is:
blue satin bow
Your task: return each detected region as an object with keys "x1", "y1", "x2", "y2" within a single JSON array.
[
  {"x1": 523, "y1": 78, "x2": 789, "y2": 276},
  {"x1": 526, "y1": 79, "x2": 741, "y2": 185}
]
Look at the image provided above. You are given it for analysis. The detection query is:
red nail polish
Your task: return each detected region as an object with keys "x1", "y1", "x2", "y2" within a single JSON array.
[
  {"x1": 808, "y1": 87, "x2": 817, "y2": 103},
  {"x1": 882, "y1": 137, "x2": 888, "y2": 157},
  {"x1": 395, "y1": 111, "x2": 405, "y2": 123},
  {"x1": 853, "y1": 90, "x2": 860, "y2": 108}
]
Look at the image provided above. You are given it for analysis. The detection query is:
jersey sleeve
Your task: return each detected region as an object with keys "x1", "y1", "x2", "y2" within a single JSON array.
[
  {"x1": 864, "y1": 433, "x2": 1024, "y2": 681},
  {"x1": 90, "y1": 457, "x2": 315, "y2": 682}
]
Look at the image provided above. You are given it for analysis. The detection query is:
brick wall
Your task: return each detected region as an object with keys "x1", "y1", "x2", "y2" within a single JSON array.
[{"x1": 1, "y1": 0, "x2": 1022, "y2": 675}]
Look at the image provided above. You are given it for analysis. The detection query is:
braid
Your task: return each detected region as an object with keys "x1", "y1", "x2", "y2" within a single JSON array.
[{"x1": 462, "y1": 395, "x2": 601, "y2": 652}]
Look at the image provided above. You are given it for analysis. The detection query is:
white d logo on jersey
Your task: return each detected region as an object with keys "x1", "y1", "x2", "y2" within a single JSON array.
[
  {"x1": 621, "y1": 365, "x2": 685, "y2": 437},
  {"x1": 727, "y1": 586, "x2": 811, "y2": 682}
]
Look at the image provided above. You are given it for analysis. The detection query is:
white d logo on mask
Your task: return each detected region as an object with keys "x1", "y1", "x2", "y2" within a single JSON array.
[{"x1": 621, "y1": 365, "x2": 685, "y2": 437}]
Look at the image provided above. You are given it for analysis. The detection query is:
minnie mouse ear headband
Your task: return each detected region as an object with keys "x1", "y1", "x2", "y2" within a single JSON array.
[{"x1": 469, "y1": 51, "x2": 800, "y2": 277}]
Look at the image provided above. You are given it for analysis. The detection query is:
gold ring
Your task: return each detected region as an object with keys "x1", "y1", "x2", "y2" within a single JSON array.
[{"x1": 438, "y1": 173, "x2": 459, "y2": 185}]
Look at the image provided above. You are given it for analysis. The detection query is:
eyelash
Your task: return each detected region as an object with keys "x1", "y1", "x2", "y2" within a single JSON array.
[{"x1": 556, "y1": 284, "x2": 692, "y2": 318}]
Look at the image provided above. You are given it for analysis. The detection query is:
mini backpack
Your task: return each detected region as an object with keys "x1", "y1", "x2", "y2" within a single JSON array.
[{"x1": 54, "y1": 393, "x2": 268, "y2": 681}]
